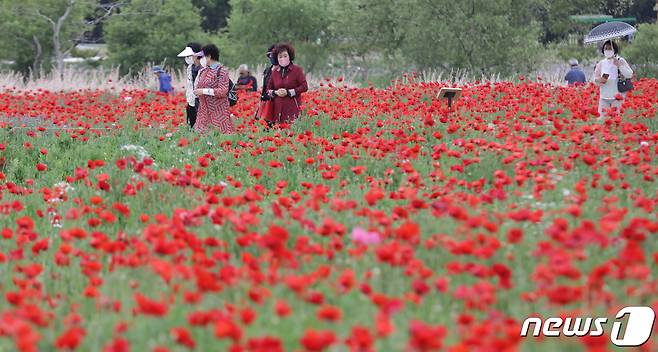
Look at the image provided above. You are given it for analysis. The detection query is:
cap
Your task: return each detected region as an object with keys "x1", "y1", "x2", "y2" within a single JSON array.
[
  {"x1": 152, "y1": 66, "x2": 165, "y2": 73},
  {"x1": 177, "y1": 47, "x2": 196, "y2": 57},
  {"x1": 568, "y1": 58, "x2": 579, "y2": 66}
]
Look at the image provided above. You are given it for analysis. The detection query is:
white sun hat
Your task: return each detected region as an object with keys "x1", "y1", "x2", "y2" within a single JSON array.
[{"x1": 177, "y1": 46, "x2": 196, "y2": 57}]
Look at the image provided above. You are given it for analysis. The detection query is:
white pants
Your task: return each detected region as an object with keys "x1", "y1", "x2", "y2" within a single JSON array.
[{"x1": 598, "y1": 94, "x2": 625, "y2": 118}]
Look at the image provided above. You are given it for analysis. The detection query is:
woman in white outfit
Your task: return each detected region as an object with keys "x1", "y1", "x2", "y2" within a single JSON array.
[
  {"x1": 177, "y1": 43, "x2": 202, "y2": 128},
  {"x1": 593, "y1": 40, "x2": 633, "y2": 119}
]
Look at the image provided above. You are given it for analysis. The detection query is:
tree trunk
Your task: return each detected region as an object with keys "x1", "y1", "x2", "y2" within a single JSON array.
[
  {"x1": 54, "y1": 28, "x2": 63, "y2": 79},
  {"x1": 35, "y1": 0, "x2": 120, "y2": 79},
  {"x1": 53, "y1": 0, "x2": 75, "y2": 80},
  {"x1": 360, "y1": 55, "x2": 369, "y2": 82},
  {"x1": 32, "y1": 35, "x2": 43, "y2": 77}
]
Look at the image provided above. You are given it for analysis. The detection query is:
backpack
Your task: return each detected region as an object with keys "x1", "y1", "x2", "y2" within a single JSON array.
[
  {"x1": 228, "y1": 79, "x2": 238, "y2": 106},
  {"x1": 217, "y1": 66, "x2": 238, "y2": 106}
]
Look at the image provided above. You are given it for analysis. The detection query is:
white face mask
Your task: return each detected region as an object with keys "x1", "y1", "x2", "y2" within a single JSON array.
[
  {"x1": 604, "y1": 50, "x2": 615, "y2": 59},
  {"x1": 200, "y1": 57, "x2": 208, "y2": 68},
  {"x1": 185, "y1": 56, "x2": 194, "y2": 65}
]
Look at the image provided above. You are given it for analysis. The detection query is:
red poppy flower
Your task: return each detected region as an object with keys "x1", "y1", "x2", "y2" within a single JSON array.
[{"x1": 300, "y1": 329, "x2": 336, "y2": 351}]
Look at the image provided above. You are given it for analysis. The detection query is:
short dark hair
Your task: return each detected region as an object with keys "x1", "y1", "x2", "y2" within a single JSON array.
[
  {"x1": 272, "y1": 43, "x2": 295, "y2": 61},
  {"x1": 187, "y1": 42, "x2": 202, "y2": 53},
  {"x1": 202, "y1": 44, "x2": 220, "y2": 61},
  {"x1": 601, "y1": 40, "x2": 620, "y2": 55}
]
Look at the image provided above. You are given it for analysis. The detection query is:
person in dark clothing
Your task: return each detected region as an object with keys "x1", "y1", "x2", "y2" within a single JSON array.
[
  {"x1": 255, "y1": 44, "x2": 279, "y2": 126},
  {"x1": 564, "y1": 58, "x2": 586, "y2": 86},
  {"x1": 236, "y1": 64, "x2": 258, "y2": 92},
  {"x1": 261, "y1": 44, "x2": 278, "y2": 102}
]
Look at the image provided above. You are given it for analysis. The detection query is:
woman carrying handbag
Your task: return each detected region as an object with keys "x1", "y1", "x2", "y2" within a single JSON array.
[{"x1": 593, "y1": 40, "x2": 634, "y2": 119}]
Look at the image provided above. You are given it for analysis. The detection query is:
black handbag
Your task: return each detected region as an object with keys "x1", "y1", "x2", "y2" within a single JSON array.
[
  {"x1": 216, "y1": 66, "x2": 239, "y2": 106},
  {"x1": 617, "y1": 69, "x2": 634, "y2": 93}
]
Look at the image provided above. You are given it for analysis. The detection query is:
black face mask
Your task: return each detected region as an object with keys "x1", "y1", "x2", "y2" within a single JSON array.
[{"x1": 269, "y1": 56, "x2": 278, "y2": 66}]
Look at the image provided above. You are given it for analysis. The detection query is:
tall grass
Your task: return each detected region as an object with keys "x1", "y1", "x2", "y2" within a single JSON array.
[
  {"x1": 0, "y1": 62, "x2": 589, "y2": 92},
  {"x1": 0, "y1": 65, "x2": 358, "y2": 92}
]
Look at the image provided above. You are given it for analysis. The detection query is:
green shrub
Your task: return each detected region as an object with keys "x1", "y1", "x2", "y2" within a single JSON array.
[{"x1": 625, "y1": 23, "x2": 658, "y2": 78}]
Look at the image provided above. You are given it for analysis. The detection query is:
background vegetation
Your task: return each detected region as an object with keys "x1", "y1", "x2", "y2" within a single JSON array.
[{"x1": 0, "y1": 0, "x2": 656, "y2": 82}]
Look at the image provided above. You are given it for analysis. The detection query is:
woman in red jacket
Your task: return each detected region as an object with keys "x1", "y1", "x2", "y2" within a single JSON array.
[{"x1": 266, "y1": 43, "x2": 308, "y2": 126}]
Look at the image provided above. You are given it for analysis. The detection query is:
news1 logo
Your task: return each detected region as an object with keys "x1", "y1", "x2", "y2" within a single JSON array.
[{"x1": 520, "y1": 306, "x2": 656, "y2": 347}]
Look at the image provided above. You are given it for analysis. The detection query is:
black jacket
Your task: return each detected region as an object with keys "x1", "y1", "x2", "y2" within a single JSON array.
[{"x1": 261, "y1": 65, "x2": 274, "y2": 101}]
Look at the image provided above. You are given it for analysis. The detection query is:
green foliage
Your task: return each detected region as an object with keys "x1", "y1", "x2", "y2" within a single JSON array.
[
  {"x1": 529, "y1": 0, "x2": 601, "y2": 43},
  {"x1": 0, "y1": 0, "x2": 92, "y2": 75},
  {"x1": 330, "y1": 0, "x2": 400, "y2": 56},
  {"x1": 548, "y1": 40, "x2": 599, "y2": 64},
  {"x1": 2, "y1": 0, "x2": 656, "y2": 79},
  {"x1": 625, "y1": 23, "x2": 658, "y2": 78},
  {"x1": 401, "y1": 0, "x2": 542, "y2": 76},
  {"x1": 191, "y1": 0, "x2": 231, "y2": 32},
  {"x1": 629, "y1": 0, "x2": 658, "y2": 23},
  {"x1": 327, "y1": 0, "x2": 406, "y2": 80},
  {"x1": 104, "y1": 0, "x2": 206, "y2": 75},
  {"x1": 221, "y1": 0, "x2": 331, "y2": 72},
  {"x1": 599, "y1": 0, "x2": 634, "y2": 17}
]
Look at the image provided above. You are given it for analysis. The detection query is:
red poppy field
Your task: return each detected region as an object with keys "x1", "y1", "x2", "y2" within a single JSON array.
[{"x1": 1, "y1": 77, "x2": 658, "y2": 351}]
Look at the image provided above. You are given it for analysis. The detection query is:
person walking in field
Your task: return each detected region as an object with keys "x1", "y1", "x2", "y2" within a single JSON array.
[
  {"x1": 236, "y1": 64, "x2": 258, "y2": 92},
  {"x1": 152, "y1": 66, "x2": 173, "y2": 94},
  {"x1": 261, "y1": 44, "x2": 278, "y2": 101},
  {"x1": 266, "y1": 43, "x2": 308, "y2": 127},
  {"x1": 593, "y1": 40, "x2": 633, "y2": 119},
  {"x1": 177, "y1": 43, "x2": 202, "y2": 128},
  {"x1": 255, "y1": 44, "x2": 279, "y2": 123},
  {"x1": 192, "y1": 44, "x2": 235, "y2": 134},
  {"x1": 564, "y1": 58, "x2": 586, "y2": 86}
]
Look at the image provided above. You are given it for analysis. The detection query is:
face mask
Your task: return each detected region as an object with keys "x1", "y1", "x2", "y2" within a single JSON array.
[
  {"x1": 278, "y1": 57, "x2": 290, "y2": 67},
  {"x1": 269, "y1": 56, "x2": 277, "y2": 66},
  {"x1": 185, "y1": 56, "x2": 194, "y2": 65},
  {"x1": 604, "y1": 50, "x2": 615, "y2": 59},
  {"x1": 200, "y1": 57, "x2": 208, "y2": 68}
]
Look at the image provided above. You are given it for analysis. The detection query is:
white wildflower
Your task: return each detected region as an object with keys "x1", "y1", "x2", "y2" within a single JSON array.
[
  {"x1": 121, "y1": 144, "x2": 151, "y2": 162},
  {"x1": 55, "y1": 181, "x2": 74, "y2": 192}
]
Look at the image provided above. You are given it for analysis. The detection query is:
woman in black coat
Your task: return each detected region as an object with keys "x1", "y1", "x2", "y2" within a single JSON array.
[{"x1": 261, "y1": 44, "x2": 278, "y2": 102}]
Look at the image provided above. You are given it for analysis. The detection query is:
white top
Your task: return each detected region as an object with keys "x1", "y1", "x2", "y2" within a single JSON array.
[
  {"x1": 185, "y1": 64, "x2": 196, "y2": 106},
  {"x1": 600, "y1": 59, "x2": 618, "y2": 80},
  {"x1": 594, "y1": 57, "x2": 633, "y2": 100}
]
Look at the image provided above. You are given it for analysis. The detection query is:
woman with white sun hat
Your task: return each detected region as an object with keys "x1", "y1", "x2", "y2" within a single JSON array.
[{"x1": 177, "y1": 43, "x2": 202, "y2": 128}]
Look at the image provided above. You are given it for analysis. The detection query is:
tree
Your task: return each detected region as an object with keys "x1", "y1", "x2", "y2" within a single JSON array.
[
  {"x1": 628, "y1": 0, "x2": 658, "y2": 23},
  {"x1": 401, "y1": 0, "x2": 542, "y2": 76},
  {"x1": 0, "y1": 0, "x2": 50, "y2": 75},
  {"x1": 33, "y1": 0, "x2": 123, "y2": 78},
  {"x1": 105, "y1": 0, "x2": 205, "y2": 75},
  {"x1": 0, "y1": 0, "x2": 122, "y2": 77},
  {"x1": 624, "y1": 23, "x2": 658, "y2": 77},
  {"x1": 221, "y1": 0, "x2": 331, "y2": 72},
  {"x1": 528, "y1": 0, "x2": 601, "y2": 43},
  {"x1": 598, "y1": 0, "x2": 634, "y2": 17},
  {"x1": 191, "y1": 0, "x2": 231, "y2": 32},
  {"x1": 329, "y1": 0, "x2": 405, "y2": 80}
]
